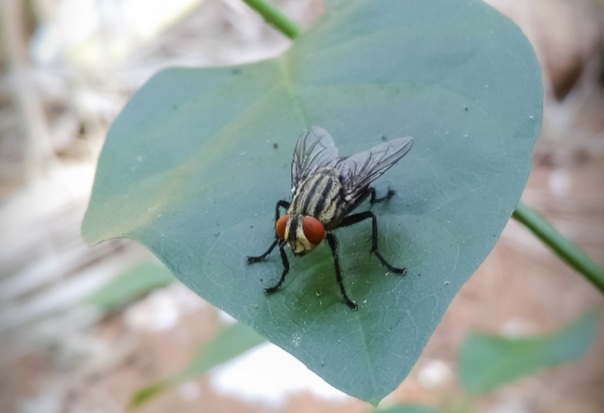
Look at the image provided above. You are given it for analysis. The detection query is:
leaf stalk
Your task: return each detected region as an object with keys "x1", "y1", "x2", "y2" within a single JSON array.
[
  {"x1": 242, "y1": 0, "x2": 302, "y2": 40},
  {"x1": 512, "y1": 202, "x2": 604, "y2": 293}
]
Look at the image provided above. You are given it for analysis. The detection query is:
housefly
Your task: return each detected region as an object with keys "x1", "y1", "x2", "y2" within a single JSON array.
[{"x1": 247, "y1": 126, "x2": 413, "y2": 310}]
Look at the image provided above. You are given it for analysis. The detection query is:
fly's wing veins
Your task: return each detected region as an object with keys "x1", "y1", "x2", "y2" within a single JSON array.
[
  {"x1": 335, "y1": 136, "x2": 414, "y2": 202},
  {"x1": 291, "y1": 126, "x2": 339, "y2": 193}
]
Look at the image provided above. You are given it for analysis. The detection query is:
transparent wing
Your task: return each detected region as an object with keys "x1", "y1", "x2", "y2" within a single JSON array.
[
  {"x1": 291, "y1": 126, "x2": 339, "y2": 191},
  {"x1": 335, "y1": 136, "x2": 413, "y2": 201}
]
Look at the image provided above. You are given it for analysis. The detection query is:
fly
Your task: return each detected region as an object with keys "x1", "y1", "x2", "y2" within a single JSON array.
[{"x1": 247, "y1": 126, "x2": 414, "y2": 310}]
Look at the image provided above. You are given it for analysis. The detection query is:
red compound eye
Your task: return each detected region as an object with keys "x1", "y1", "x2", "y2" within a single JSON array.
[
  {"x1": 276, "y1": 215, "x2": 288, "y2": 240},
  {"x1": 302, "y1": 217, "x2": 325, "y2": 245}
]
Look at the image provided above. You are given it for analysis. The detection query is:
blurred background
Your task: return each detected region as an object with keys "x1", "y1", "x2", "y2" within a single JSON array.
[{"x1": 0, "y1": 0, "x2": 603, "y2": 412}]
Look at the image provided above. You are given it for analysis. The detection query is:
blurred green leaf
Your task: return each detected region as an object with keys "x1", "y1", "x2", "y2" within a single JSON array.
[
  {"x1": 180, "y1": 321, "x2": 266, "y2": 378},
  {"x1": 86, "y1": 262, "x2": 174, "y2": 311},
  {"x1": 459, "y1": 312, "x2": 599, "y2": 394},
  {"x1": 83, "y1": 0, "x2": 541, "y2": 403},
  {"x1": 128, "y1": 380, "x2": 172, "y2": 410},
  {"x1": 129, "y1": 322, "x2": 266, "y2": 409}
]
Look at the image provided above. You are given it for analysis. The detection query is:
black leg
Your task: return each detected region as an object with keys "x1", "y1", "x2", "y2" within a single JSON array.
[
  {"x1": 326, "y1": 233, "x2": 358, "y2": 310},
  {"x1": 368, "y1": 186, "x2": 396, "y2": 205},
  {"x1": 275, "y1": 199, "x2": 290, "y2": 221},
  {"x1": 338, "y1": 210, "x2": 406, "y2": 275},
  {"x1": 247, "y1": 200, "x2": 292, "y2": 295},
  {"x1": 247, "y1": 238, "x2": 278, "y2": 263},
  {"x1": 246, "y1": 199, "x2": 290, "y2": 263},
  {"x1": 264, "y1": 242, "x2": 290, "y2": 294}
]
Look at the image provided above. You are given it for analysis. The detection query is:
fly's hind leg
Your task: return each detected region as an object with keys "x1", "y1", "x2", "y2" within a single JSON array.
[
  {"x1": 368, "y1": 186, "x2": 396, "y2": 205},
  {"x1": 338, "y1": 210, "x2": 406, "y2": 275}
]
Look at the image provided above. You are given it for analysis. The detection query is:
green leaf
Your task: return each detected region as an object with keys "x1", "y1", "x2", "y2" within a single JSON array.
[
  {"x1": 86, "y1": 262, "x2": 174, "y2": 311},
  {"x1": 129, "y1": 323, "x2": 265, "y2": 409},
  {"x1": 459, "y1": 312, "x2": 599, "y2": 394},
  {"x1": 83, "y1": 0, "x2": 542, "y2": 403},
  {"x1": 179, "y1": 322, "x2": 266, "y2": 379},
  {"x1": 128, "y1": 380, "x2": 172, "y2": 410}
]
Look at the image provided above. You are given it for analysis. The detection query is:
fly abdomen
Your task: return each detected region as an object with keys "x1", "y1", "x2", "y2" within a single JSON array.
[{"x1": 289, "y1": 168, "x2": 348, "y2": 228}]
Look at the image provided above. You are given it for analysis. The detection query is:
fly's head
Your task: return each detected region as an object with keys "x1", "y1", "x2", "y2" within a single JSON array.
[{"x1": 276, "y1": 213, "x2": 325, "y2": 255}]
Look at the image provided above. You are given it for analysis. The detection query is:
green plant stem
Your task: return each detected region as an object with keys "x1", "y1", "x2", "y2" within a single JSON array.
[
  {"x1": 512, "y1": 202, "x2": 604, "y2": 293},
  {"x1": 242, "y1": 0, "x2": 302, "y2": 40}
]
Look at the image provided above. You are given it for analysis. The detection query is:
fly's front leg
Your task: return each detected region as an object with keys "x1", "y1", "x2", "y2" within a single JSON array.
[
  {"x1": 274, "y1": 199, "x2": 290, "y2": 221},
  {"x1": 264, "y1": 241, "x2": 290, "y2": 294},
  {"x1": 248, "y1": 200, "x2": 292, "y2": 294},
  {"x1": 246, "y1": 239, "x2": 278, "y2": 263},
  {"x1": 246, "y1": 199, "x2": 290, "y2": 263},
  {"x1": 338, "y1": 211, "x2": 406, "y2": 275},
  {"x1": 326, "y1": 233, "x2": 358, "y2": 310}
]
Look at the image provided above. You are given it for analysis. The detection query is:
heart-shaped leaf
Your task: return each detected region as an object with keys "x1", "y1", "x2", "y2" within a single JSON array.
[{"x1": 83, "y1": 0, "x2": 542, "y2": 403}]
